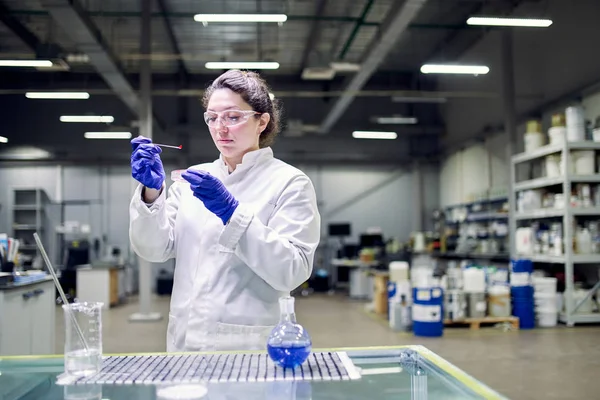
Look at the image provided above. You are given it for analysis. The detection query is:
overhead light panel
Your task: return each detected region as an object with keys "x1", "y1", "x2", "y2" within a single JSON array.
[
  {"x1": 420, "y1": 64, "x2": 489, "y2": 75},
  {"x1": 0, "y1": 136, "x2": 8, "y2": 143},
  {"x1": 0, "y1": 60, "x2": 53, "y2": 67},
  {"x1": 375, "y1": 116, "x2": 418, "y2": 125},
  {"x1": 26, "y1": 92, "x2": 90, "y2": 99},
  {"x1": 60, "y1": 115, "x2": 114, "y2": 123},
  {"x1": 391, "y1": 96, "x2": 447, "y2": 104},
  {"x1": 194, "y1": 14, "x2": 287, "y2": 23},
  {"x1": 84, "y1": 132, "x2": 132, "y2": 140},
  {"x1": 205, "y1": 62, "x2": 280, "y2": 70},
  {"x1": 330, "y1": 62, "x2": 361, "y2": 72},
  {"x1": 352, "y1": 131, "x2": 398, "y2": 140},
  {"x1": 467, "y1": 17, "x2": 552, "y2": 27}
]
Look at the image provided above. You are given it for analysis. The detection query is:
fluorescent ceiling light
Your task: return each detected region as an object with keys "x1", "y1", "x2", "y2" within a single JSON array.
[
  {"x1": 0, "y1": 60, "x2": 53, "y2": 67},
  {"x1": 391, "y1": 96, "x2": 447, "y2": 104},
  {"x1": 0, "y1": 146, "x2": 51, "y2": 160},
  {"x1": 60, "y1": 115, "x2": 114, "y2": 123},
  {"x1": 205, "y1": 62, "x2": 280, "y2": 70},
  {"x1": 84, "y1": 132, "x2": 132, "y2": 140},
  {"x1": 467, "y1": 17, "x2": 552, "y2": 27},
  {"x1": 0, "y1": 136, "x2": 8, "y2": 143},
  {"x1": 194, "y1": 14, "x2": 287, "y2": 23},
  {"x1": 420, "y1": 64, "x2": 489, "y2": 75},
  {"x1": 330, "y1": 62, "x2": 361, "y2": 72},
  {"x1": 26, "y1": 92, "x2": 90, "y2": 99},
  {"x1": 375, "y1": 116, "x2": 418, "y2": 125},
  {"x1": 352, "y1": 131, "x2": 397, "y2": 140}
]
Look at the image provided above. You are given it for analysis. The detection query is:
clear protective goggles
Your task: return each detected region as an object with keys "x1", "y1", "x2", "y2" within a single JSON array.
[{"x1": 203, "y1": 110, "x2": 261, "y2": 127}]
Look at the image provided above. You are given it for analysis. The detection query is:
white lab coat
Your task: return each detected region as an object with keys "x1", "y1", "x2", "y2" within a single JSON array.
[{"x1": 129, "y1": 147, "x2": 321, "y2": 352}]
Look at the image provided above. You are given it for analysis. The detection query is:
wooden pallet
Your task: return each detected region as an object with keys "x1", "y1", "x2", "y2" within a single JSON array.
[{"x1": 444, "y1": 316, "x2": 520, "y2": 330}]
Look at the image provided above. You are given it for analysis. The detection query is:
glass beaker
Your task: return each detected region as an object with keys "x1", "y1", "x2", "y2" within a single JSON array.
[
  {"x1": 267, "y1": 296, "x2": 312, "y2": 368},
  {"x1": 63, "y1": 302, "x2": 103, "y2": 377}
]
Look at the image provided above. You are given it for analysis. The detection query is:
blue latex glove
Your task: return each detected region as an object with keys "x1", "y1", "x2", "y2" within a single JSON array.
[
  {"x1": 131, "y1": 136, "x2": 165, "y2": 190},
  {"x1": 181, "y1": 170, "x2": 239, "y2": 225}
]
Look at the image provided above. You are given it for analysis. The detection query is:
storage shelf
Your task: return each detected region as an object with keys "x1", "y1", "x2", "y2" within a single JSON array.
[
  {"x1": 522, "y1": 254, "x2": 600, "y2": 264},
  {"x1": 13, "y1": 225, "x2": 38, "y2": 231},
  {"x1": 13, "y1": 205, "x2": 40, "y2": 211},
  {"x1": 514, "y1": 177, "x2": 563, "y2": 191},
  {"x1": 559, "y1": 312, "x2": 600, "y2": 325},
  {"x1": 512, "y1": 141, "x2": 600, "y2": 164},
  {"x1": 431, "y1": 252, "x2": 510, "y2": 262},
  {"x1": 515, "y1": 207, "x2": 600, "y2": 220},
  {"x1": 466, "y1": 212, "x2": 509, "y2": 222},
  {"x1": 514, "y1": 175, "x2": 600, "y2": 191}
]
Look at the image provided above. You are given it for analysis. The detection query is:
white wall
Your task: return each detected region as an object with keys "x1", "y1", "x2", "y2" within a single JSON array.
[
  {"x1": 439, "y1": 134, "x2": 509, "y2": 207},
  {"x1": 0, "y1": 161, "x2": 439, "y2": 280}
]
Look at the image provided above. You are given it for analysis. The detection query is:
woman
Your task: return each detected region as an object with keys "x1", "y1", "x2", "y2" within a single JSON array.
[{"x1": 129, "y1": 70, "x2": 321, "y2": 352}]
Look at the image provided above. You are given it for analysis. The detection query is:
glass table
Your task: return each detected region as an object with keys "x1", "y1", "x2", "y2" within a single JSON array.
[{"x1": 0, "y1": 345, "x2": 507, "y2": 399}]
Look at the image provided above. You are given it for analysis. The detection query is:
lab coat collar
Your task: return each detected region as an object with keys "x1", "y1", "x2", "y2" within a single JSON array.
[{"x1": 218, "y1": 147, "x2": 273, "y2": 175}]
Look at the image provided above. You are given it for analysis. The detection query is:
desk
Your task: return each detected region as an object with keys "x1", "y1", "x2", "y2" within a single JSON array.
[
  {"x1": 0, "y1": 346, "x2": 506, "y2": 399},
  {"x1": 76, "y1": 264, "x2": 127, "y2": 309}
]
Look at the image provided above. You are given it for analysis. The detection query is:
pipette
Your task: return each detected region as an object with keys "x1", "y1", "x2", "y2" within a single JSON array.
[
  {"x1": 33, "y1": 232, "x2": 89, "y2": 352},
  {"x1": 155, "y1": 143, "x2": 182, "y2": 150}
]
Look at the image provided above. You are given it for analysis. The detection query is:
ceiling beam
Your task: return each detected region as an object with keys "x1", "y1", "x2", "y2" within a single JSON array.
[
  {"x1": 337, "y1": 0, "x2": 375, "y2": 60},
  {"x1": 318, "y1": 0, "x2": 429, "y2": 134},
  {"x1": 0, "y1": 1, "x2": 41, "y2": 51},
  {"x1": 156, "y1": 0, "x2": 189, "y2": 80},
  {"x1": 39, "y1": 0, "x2": 161, "y2": 130},
  {"x1": 299, "y1": 0, "x2": 328, "y2": 72}
]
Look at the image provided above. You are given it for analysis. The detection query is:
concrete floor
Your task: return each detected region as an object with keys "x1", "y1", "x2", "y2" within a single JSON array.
[{"x1": 55, "y1": 294, "x2": 600, "y2": 400}]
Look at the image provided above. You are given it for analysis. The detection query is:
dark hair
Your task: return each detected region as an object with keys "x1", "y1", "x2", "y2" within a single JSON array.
[{"x1": 202, "y1": 70, "x2": 281, "y2": 148}]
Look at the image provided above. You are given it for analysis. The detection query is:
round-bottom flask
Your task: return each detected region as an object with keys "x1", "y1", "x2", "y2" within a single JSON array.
[{"x1": 267, "y1": 296, "x2": 312, "y2": 368}]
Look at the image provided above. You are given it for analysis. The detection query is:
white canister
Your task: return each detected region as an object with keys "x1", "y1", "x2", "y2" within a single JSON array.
[
  {"x1": 463, "y1": 268, "x2": 486, "y2": 293},
  {"x1": 573, "y1": 150, "x2": 595, "y2": 175},
  {"x1": 593, "y1": 128, "x2": 600, "y2": 142},
  {"x1": 545, "y1": 154, "x2": 561, "y2": 177},
  {"x1": 548, "y1": 126, "x2": 566, "y2": 145},
  {"x1": 566, "y1": 106, "x2": 586, "y2": 142},
  {"x1": 524, "y1": 132, "x2": 545, "y2": 152}
]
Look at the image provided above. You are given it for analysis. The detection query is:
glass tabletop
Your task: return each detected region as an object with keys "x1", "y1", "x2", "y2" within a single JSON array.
[{"x1": 0, "y1": 346, "x2": 507, "y2": 400}]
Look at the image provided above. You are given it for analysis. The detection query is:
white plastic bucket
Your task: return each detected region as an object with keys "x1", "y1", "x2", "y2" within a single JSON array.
[
  {"x1": 573, "y1": 151, "x2": 595, "y2": 175},
  {"x1": 566, "y1": 106, "x2": 586, "y2": 142},
  {"x1": 537, "y1": 309, "x2": 558, "y2": 327},
  {"x1": 532, "y1": 277, "x2": 557, "y2": 295}
]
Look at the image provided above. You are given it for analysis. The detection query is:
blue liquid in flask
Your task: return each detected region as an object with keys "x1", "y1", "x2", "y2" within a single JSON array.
[
  {"x1": 267, "y1": 344, "x2": 312, "y2": 369},
  {"x1": 267, "y1": 296, "x2": 312, "y2": 369}
]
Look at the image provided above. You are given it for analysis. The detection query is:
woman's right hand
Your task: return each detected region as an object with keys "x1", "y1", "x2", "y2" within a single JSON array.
[{"x1": 131, "y1": 136, "x2": 165, "y2": 191}]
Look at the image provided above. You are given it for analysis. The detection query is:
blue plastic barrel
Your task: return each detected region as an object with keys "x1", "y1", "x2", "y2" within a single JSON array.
[
  {"x1": 511, "y1": 283, "x2": 535, "y2": 329},
  {"x1": 511, "y1": 285, "x2": 534, "y2": 298},
  {"x1": 511, "y1": 259, "x2": 533, "y2": 273},
  {"x1": 412, "y1": 287, "x2": 444, "y2": 337}
]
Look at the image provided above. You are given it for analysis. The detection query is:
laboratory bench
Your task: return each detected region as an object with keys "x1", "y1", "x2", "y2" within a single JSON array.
[{"x1": 0, "y1": 346, "x2": 507, "y2": 399}]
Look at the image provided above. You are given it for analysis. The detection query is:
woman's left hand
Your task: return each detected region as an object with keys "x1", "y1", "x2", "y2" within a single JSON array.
[{"x1": 181, "y1": 170, "x2": 239, "y2": 224}]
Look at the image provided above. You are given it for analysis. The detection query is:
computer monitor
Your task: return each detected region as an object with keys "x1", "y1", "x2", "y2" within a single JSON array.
[{"x1": 328, "y1": 223, "x2": 351, "y2": 237}]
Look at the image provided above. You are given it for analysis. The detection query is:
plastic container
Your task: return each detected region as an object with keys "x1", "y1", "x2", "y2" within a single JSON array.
[
  {"x1": 389, "y1": 261, "x2": 409, "y2": 282},
  {"x1": 566, "y1": 106, "x2": 586, "y2": 142},
  {"x1": 463, "y1": 268, "x2": 486, "y2": 293},
  {"x1": 545, "y1": 155, "x2": 561, "y2": 177},
  {"x1": 537, "y1": 309, "x2": 558, "y2": 327},
  {"x1": 488, "y1": 285, "x2": 511, "y2": 317},
  {"x1": 573, "y1": 151, "x2": 595, "y2": 175},
  {"x1": 412, "y1": 287, "x2": 443, "y2": 337},
  {"x1": 524, "y1": 132, "x2": 545, "y2": 152},
  {"x1": 532, "y1": 277, "x2": 557, "y2": 295},
  {"x1": 510, "y1": 272, "x2": 532, "y2": 287},
  {"x1": 548, "y1": 126, "x2": 566, "y2": 145}
]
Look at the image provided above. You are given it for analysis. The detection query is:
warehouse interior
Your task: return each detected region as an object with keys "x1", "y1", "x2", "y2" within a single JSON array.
[{"x1": 1, "y1": 0, "x2": 600, "y2": 399}]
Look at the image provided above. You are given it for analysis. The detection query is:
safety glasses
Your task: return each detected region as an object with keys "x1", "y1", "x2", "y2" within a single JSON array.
[{"x1": 203, "y1": 110, "x2": 261, "y2": 127}]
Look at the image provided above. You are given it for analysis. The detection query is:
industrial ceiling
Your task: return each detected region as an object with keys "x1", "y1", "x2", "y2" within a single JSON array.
[{"x1": 0, "y1": 0, "x2": 595, "y2": 165}]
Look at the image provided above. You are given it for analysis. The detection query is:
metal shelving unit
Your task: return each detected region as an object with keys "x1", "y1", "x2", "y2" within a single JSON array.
[
  {"x1": 11, "y1": 188, "x2": 52, "y2": 261},
  {"x1": 511, "y1": 141, "x2": 600, "y2": 326}
]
